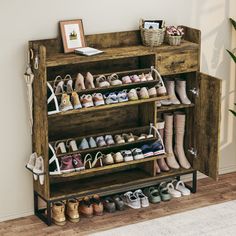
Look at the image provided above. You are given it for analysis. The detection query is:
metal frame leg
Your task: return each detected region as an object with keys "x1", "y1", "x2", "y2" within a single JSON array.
[{"x1": 185, "y1": 170, "x2": 197, "y2": 193}]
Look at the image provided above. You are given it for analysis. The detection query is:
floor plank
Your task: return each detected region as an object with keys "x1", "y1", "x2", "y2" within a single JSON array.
[{"x1": 1, "y1": 172, "x2": 236, "y2": 236}]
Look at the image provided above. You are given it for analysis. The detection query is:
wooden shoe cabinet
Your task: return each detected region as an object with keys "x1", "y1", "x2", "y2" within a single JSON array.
[{"x1": 28, "y1": 26, "x2": 221, "y2": 225}]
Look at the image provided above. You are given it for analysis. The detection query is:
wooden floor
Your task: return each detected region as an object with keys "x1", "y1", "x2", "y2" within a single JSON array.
[{"x1": 1, "y1": 172, "x2": 236, "y2": 236}]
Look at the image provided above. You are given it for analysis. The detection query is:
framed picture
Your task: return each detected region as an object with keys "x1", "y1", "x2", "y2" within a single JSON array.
[
  {"x1": 144, "y1": 20, "x2": 165, "y2": 29},
  {"x1": 60, "y1": 19, "x2": 86, "y2": 53}
]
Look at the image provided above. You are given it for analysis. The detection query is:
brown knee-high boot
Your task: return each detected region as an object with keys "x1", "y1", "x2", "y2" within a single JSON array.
[
  {"x1": 164, "y1": 113, "x2": 180, "y2": 169},
  {"x1": 174, "y1": 112, "x2": 191, "y2": 169}
]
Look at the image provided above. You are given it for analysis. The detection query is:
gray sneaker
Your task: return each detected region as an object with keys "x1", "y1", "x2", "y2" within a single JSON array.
[
  {"x1": 121, "y1": 191, "x2": 141, "y2": 209},
  {"x1": 79, "y1": 138, "x2": 89, "y2": 150},
  {"x1": 134, "y1": 189, "x2": 149, "y2": 208}
]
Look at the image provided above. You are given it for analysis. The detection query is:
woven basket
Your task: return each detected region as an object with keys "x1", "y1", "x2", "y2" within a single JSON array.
[
  {"x1": 140, "y1": 20, "x2": 165, "y2": 47},
  {"x1": 168, "y1": 35, "x2": 182, "y2": 46}
]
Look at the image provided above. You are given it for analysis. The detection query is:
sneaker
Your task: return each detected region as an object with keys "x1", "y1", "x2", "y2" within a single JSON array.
[
  {"x1": 130, "y1": 74, "x2": 140, "y2": 83},
  {"x1": 122, "y1": 133, "x2": 135, "y2": 142},
  {"x1": 81, "y1": 94, "x2": 94, "y2": 108},
  {"x1": 145, "y1": 73, "x2": 154, "y2": 81},
  {"x1": 151, "y1": 140, "x2": 165, "y2": 155},
  {"x1": 79, "y1": 138, "x2": 89, "y2": 150},
  {"x1": 96, "y1": 136, "x2": 106, "y2": 147},
  {"x1": 111, "y1": 195, "x2": 125, "y2": 211},
  {"x1": 59, "y1": 93, "x2": 73, "y2": 112},
  {"x1": 134, "y1": 189, "x2": 149, "y2": 207},
  {"x1": 112, "y1": 152, "x2": 124, "y2": 163},
  {"x1": 132, "y1": 148, "x2": 144, "y2": 160},
  {"x1": 148, "y1": 87, "x2": 157, "y2": 98},
  {"x1": 122, "y1": 76, "x2": 132, "y2": 84},
  {"x1": 96, "y1": 75, "x2": 110, "y2": 87},
  {"x1": 33, "y1": 156, "x2": 44, "y2": 185},
  {"x1": 103, "y1": 153, "x2": 114, "y2": 165},
  {"x1": 105, "y1": 135, "x2": 115, "y2": 145},
  {"x1": 121, "y1": 191, "x2": 141, "y2": 209},
  {"x1": 108, "y1": 74, "x2": 122, "y2": 86},
  {"x1": 128, "y1": 89, "x2": 139, "y2": 101},
  {"x1": 121, "y1": 150, "x2": 133, "y2": 162},
  {"x1": 114, "y1": 134, "x2": 125, "y2": 144},
  {"x1": 71, "y1": 92, "x2": 82, "y2": 109},
  {"x1": 117, "y1": 90, "x2": 128, "y2": 103},
  {"x1": 72, "y1": 154, "x2": 85, "y2": 171},
  {"x1": 104, "y1": 92, "x2": 118, "y2": 104},
  {"x1": 141, "y1": 145, "x2": 154, "y2": 157},
  {"x1": 89, "y1": 137, "x2": 97, "y2": 148},
  {"x1": 27, "y1": 152, "x2": 37, "y2": 170},
  {"x1": 139, "y1": 73, "x2": 147, "y2": 82},
  {"x1": 93, "y1": 93, "x2": 105, "y2": 106},
  {"x1": 60, "y1": 156, "x2": 74, "y2": 173},
  {"x1": 103, "y1": 197, "x2": 116, "y2": 213},
  {"x1": 138, "y1": 87, "x2": 149, "y2": 99}
]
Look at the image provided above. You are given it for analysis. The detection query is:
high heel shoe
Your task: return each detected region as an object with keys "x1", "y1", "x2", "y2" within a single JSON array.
[
  {"x1": 66, "y1": 139, "x2": 78, "y2": 152},
  {"x1": 91, "y1": 152, "x2": 104, "y2": 168},
  {"x1": 85, "y1": 72, "x2": 95, "y2": 89},
  {"x1": 84, "y1": 154, "x2": 92, "y2": 169},
  {"x1": 75, "y1": 73, "x2": 86, "y2": 91},
  {"x1": 54, "y1": 141, "x2": 67, "y2": 155},
  {"x1": 54, "y1": 76, "x2": 64, "y2": 95},
  {"x1": 64, "y1": 74, "x2": 73, "y2": 93}
]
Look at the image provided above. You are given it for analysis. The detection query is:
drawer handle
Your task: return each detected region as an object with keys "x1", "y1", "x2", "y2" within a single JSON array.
[{"x1": 171, "y1": 60, "x2": 185, "y2": 67}]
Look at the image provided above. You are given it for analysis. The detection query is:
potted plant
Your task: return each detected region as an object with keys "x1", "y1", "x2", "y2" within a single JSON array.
[
  {"x1": 227, "y1": 18, "x2": 236, "y2": 117},
  {"x1": 166, "y1": 26, "x2": 184, "y2": 46}
]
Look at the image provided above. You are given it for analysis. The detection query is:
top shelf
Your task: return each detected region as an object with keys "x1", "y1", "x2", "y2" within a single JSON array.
[{"x1": 46, "y1": 41, "x2": 199, "y2": 67}]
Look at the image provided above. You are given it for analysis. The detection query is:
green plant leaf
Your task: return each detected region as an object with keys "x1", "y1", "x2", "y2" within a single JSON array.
[
  {"x1": 229, "y1": 109, "x2": 236, "y2": 117},
  {"x1": 227, "y1": 49, "x2": 236, "y2": 63},
  {"x1": 230, "y1": 18, "x2": 236, "y2": 31}
]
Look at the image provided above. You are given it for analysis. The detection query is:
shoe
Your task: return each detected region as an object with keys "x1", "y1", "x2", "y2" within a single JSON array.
[
  {"x1": 52, "y1": 202, "x2": 66, "y2": 226},
  {"x1": 91, "y1": 152, "x2": 103, "y2": 168},
  {"x1": 166, "y1": 80, "x2": 180, "y2": 104},
  {"x1": 72, "y1": 154, "x2": 85, "y2": 171},
  {"x1": 71, "y1": 92, "x2": 82, "y2": 109},
  {"x1": 66, "y1": 139, "x2": 78, "y2": 152},
  {"x1": 134, "y1": 189, "x2": 149, "y2": 207},
  {"x1": 27, "y1": 152, "x2": 37, "y2": 170},
  {"x1": 105, "y1": 135, "x2": 115, "y2": 145},
  {"x1": 128, "y1": 89, "x2": 139, "y2": 101},
  {"x1": 85, "y1": 72, "x2": 95, "y2": 89},
  {"x1": 151, "y1": 140, "x2": 165, "y2": 155},
  {"x1": 49, "y1": 144, "x2": 61, "y2": 175},
  {"x1": 148, "y1": 87, "x2": 157, "y2": 98},
  {"x1": 167, "y1": 183, "x2": 181, "y2": 198},
  {"x1": 54, "y1": 75, "x2": 64, "y2": 95},
  {"x1": 164, "y1": 113, "x2": 180, "y2": 169},
  {"x1": 96, "y1": 75, "x2": 110, "y2": 87},
  {"x1": 115, "y1": 134, "x2": 125, "y2": 144},
  {"x1": 143, "y1": 187, "x2": 161, "y2": 204},
  {"x1": 131, "y1": 148, "x2": 144, "y2": 160},
  {"x1": 103, "y1": 153, "x2": 114, "y2": 165},
  {"x1": 130, "y1": 74, "x2": 140, "y2": 83},
  {"x1": 141, "y1": 145, "x2": 154, "y2": 157},
  {"x1": 79, "y1": 197, "x2": 93, "y2": 217},
  {"x1": 138, "y1": 87, "x2": 149, "y2": 99},
  {"x1": 81, "y1": 94, "x2": 94, "y2": 108},
  {"x1": 121, "y1": 150, "x2": 133, "y2": 162},
  {"x1": 96, "y1": 136, "x2": 106, "y2": 147},
  {"x1": 103, "y1": 197, "x2": 116, "y2": 213},
  {"x1": 59, "y1": 93, "x2": 73, "y2": 112},
  {"x1": 60, "y1": 156, "x2": 74, "y2": 173},
  {"x1": 92, "y1": 93, "x2": 105, "y2": 106},
  {"x1": 112, "y1": 152, "x2": 124, "y2": 163},
  {"x1": 122, "y1": 76, "x2": 132, "y2": 84},
  {"x1": 151, "y1": 67, "x2": 167, "y2": 96},
  {"x1": 89, "y1": 137, "x2": 97, "y2": 148},
  {"x1": 75, "y1": 73, "x2": 86, "y2": 91},
  {"x1": 139, "y1": 73, "x2": 147, "y2": 82},
  {"x1": 122, "y1": 133, "x2": 135, "y2": 142},
  {"x1": 33, "y1": 156, "x2": 44, "y2": 185},
  {"x1": 160, "y1": 99, "x2": 172, "y2": 106},
  {"x1": 91, "y1": 195, "x2": 104, "y2": 216},
  {"x1": 84, "y1": 154, "x2": 92, "y2": 169},
  {"x1": 174, "y1": 112, "x2": 191, "y2": 169},
  {"x1": 158, "y1": 182, "x2": 172, "y2": 201},
  {"x1": 108, "y1": 74, "x2": 122, "y2": 86},
  {"x1": 176, "y1": 79, "x2": 191, "y2": 104},
  {"x1": 111, "y1": 195, "x2": 125, "y2": 210},
  {"x1": 145, "y1": 72, "x2": 154, "y2": 81},
  {"x1": 117, "y1": 90, "x2": 128, "y2": 103},
  {"x1": 64, "y1": 74, "x2": 73, "y2": 93},
  {"x1": 54, "y1": 141, "x2": 67, "y2": 155},
  {"x1": 104, "y1": 92, "x2": 118, "y2": 104},
  {"x1": 66, "y1": 199, "x2": 80, "y2": 223},
  {"x1": 138, "y1": 133, "x2": 153, "y2": 140},
  {"x1": 156, "y1": 101, "x2": 162, "y2": 107},
  {"x1": 172, "y1": 180, "x2": 191, "y2": 196},
  {"x1": 79, "y1": 138, "x2": 89, "y2": 150},
  {"x1": 121, "y1": 191, "x2": 141, "y2": 209}
]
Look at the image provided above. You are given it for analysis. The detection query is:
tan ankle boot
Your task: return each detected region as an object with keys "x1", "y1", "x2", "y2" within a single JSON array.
[
  {"x1": 174, "y1": 112, "x2": 191, "y2": 169},
  {"x1": 164, "y1": 114, "x2": 180, "y2": 169},
  {"x1": 52, "y1": 202, "x2": 66, "y2": 226},
  {"x1": 66, "y1": 199, "x2": 80, "y2": 223},
  {"x1": 157, "y1": 121, "x2": 170, "y2": 172}
]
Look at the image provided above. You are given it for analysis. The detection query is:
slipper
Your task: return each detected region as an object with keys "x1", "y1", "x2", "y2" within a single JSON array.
[
  {"x1": 167, "y1": 183, "x2": 181, "y2": 198},
  {"x1": 158, "y1": 182, "x2": 172, "y2": 201},
  {"x1": 174, "y1": 180, "x2": 191, "y2": 196},
  {"x1": 143, "y1": 187, "x2": 161, "y2": 204}
]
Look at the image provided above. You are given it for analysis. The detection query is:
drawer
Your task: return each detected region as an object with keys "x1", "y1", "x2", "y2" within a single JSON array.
[{"x1": 155, "y1": 50, "x2": 199, "y2": 75}]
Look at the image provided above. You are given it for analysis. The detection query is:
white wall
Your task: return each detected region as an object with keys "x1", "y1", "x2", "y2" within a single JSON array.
[{"x1": 0, "y1": 0, "x2": 235, "y2": 221}]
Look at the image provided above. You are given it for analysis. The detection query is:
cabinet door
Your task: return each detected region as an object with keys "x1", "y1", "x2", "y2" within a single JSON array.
[{"x1": 194, "y1": 72, "x2": 221, "y2": 180}]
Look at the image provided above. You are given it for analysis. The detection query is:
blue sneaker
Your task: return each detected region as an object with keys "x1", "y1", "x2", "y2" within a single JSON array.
[
  {"x1": 117, "y1": 90, "x2": 128, "y2": 103},
  {"x1": 141, "y1": 145, "x2": 154, "y2": 157},
  {"x1": 151, "y1": 140, "x2": 165, "y2": 155},
  {"x1": 104, "y1": 92, "x2": 118, "y2": 104}
]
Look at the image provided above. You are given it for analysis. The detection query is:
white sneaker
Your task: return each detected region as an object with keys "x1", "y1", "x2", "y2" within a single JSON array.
[
  {"x1": 121, "y1": 150, "x2": 133, "y2": 162},
  {"x1": 121, "y1": 191, "x2": 141, "y2": 209},
  {"x1": 132, "y1": 148, "x2": 144, "y2": 160},
  {"x1": 134, "y1": 189, "x2": 149, "y2": 207},
  {"x1": 27, "y1": 152, "x2": 37, "y2": 170},
  {"x1": 33, "y1": 156, "x2": 44, "y2": 185},
  {"x1": 128, "y1": 89, "x2": 139, "y2": 101}
]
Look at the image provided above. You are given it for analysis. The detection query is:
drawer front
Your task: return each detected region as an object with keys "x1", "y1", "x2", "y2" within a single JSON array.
[{"x1": 156, "y1": 50, "x2": 199, "y2": 75}]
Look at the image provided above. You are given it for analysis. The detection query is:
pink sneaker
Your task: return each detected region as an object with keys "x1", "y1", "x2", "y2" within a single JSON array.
[
  {"x1": 139, "y1": 73, "x2": 147, "y2": 82},
  {"x1": 130, "y1": 75, "x2": 140, "y2": 83},
  {"x1": 72, "y1": 154, "x2": 85, "y2": 171},
  {"x1": 60, "y1": 156, "x2": 75, "y2": 173},
  {"x1": 122, "y1": 76, "x2": 132, "y2": 84}
]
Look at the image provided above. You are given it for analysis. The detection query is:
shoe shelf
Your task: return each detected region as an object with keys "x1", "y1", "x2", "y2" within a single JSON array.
[
  {"x1": 49, "y1": 167, "x2": 196, "y2": 201},
  {"x1": 48, "y1": 95, "x2": 169, "y2": 118},
  {"x1": 50, "y1": 154, "x2": 168, "y2": 179},
  {"x1": 157, "y1": 103, "x2": 195, "y2": 113}
]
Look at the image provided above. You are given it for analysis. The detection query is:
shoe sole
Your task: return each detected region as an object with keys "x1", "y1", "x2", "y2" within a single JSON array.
[
  {"x1": 134, "y1": 155, "x2": 144, "y2": 160},
  {"x1": 61, "y1": 169, "x2": 75, "y2": 174},
  {"x1": 52, "y1": 219, "x2": 66, "y2": 226},
  {"x1": 67, "y1": 217, "x2": 80, "y2": 223},
  {"x1": 82, "y1": 102, "x2": 94, "y2": 108},
  {"x1": 94, "y1": 101, "x2": 105, "y2": 106}
]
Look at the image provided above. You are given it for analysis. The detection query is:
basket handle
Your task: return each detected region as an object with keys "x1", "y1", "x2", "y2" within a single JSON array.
[{"x1": 139, "y1": 18, "x2": 144, "y2": 28}]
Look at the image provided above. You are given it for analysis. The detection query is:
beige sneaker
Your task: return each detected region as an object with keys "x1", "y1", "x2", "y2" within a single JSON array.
[
  {"x1": 92, "y1": 93, "x2": 105, "y2": 106},
  {"x1": 52, "y1": 202, "x2": 66, "y2": 226},
  {"x1": 103, "y1": 153, "x2": 114, "y2": 165},
  {"x1": 59, "y1": 94, "x2": 73, "y2": 112},
  {"x1": 81, "y1": 94, "x2": 94, "y2": 108},
  {"x1": 128, "y1": 89, "x2": 139, "y2": 101},
  {"x1": 71, "y1": 92, "x2": 82, "y2": 109},
  {"x1": 113, "y1": 152, "x2": 124, "y2": 163},
  {"x1": 148, "y1": 87, "x2": 157, "y2": 98},
  {"x1": 115, "y1": 134, "x2": 125, "y2": 144},
  {"x1": 66, "y1": 199, "x2": 80, "y2": 223},
  {"x1": 138, "y1": 87, "x2": 149, "y2": 99}
]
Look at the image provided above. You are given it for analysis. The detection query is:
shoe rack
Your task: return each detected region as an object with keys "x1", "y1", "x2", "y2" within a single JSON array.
[{"x1": 29, "y1": 26, "x2": 221, "y2": 225}]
